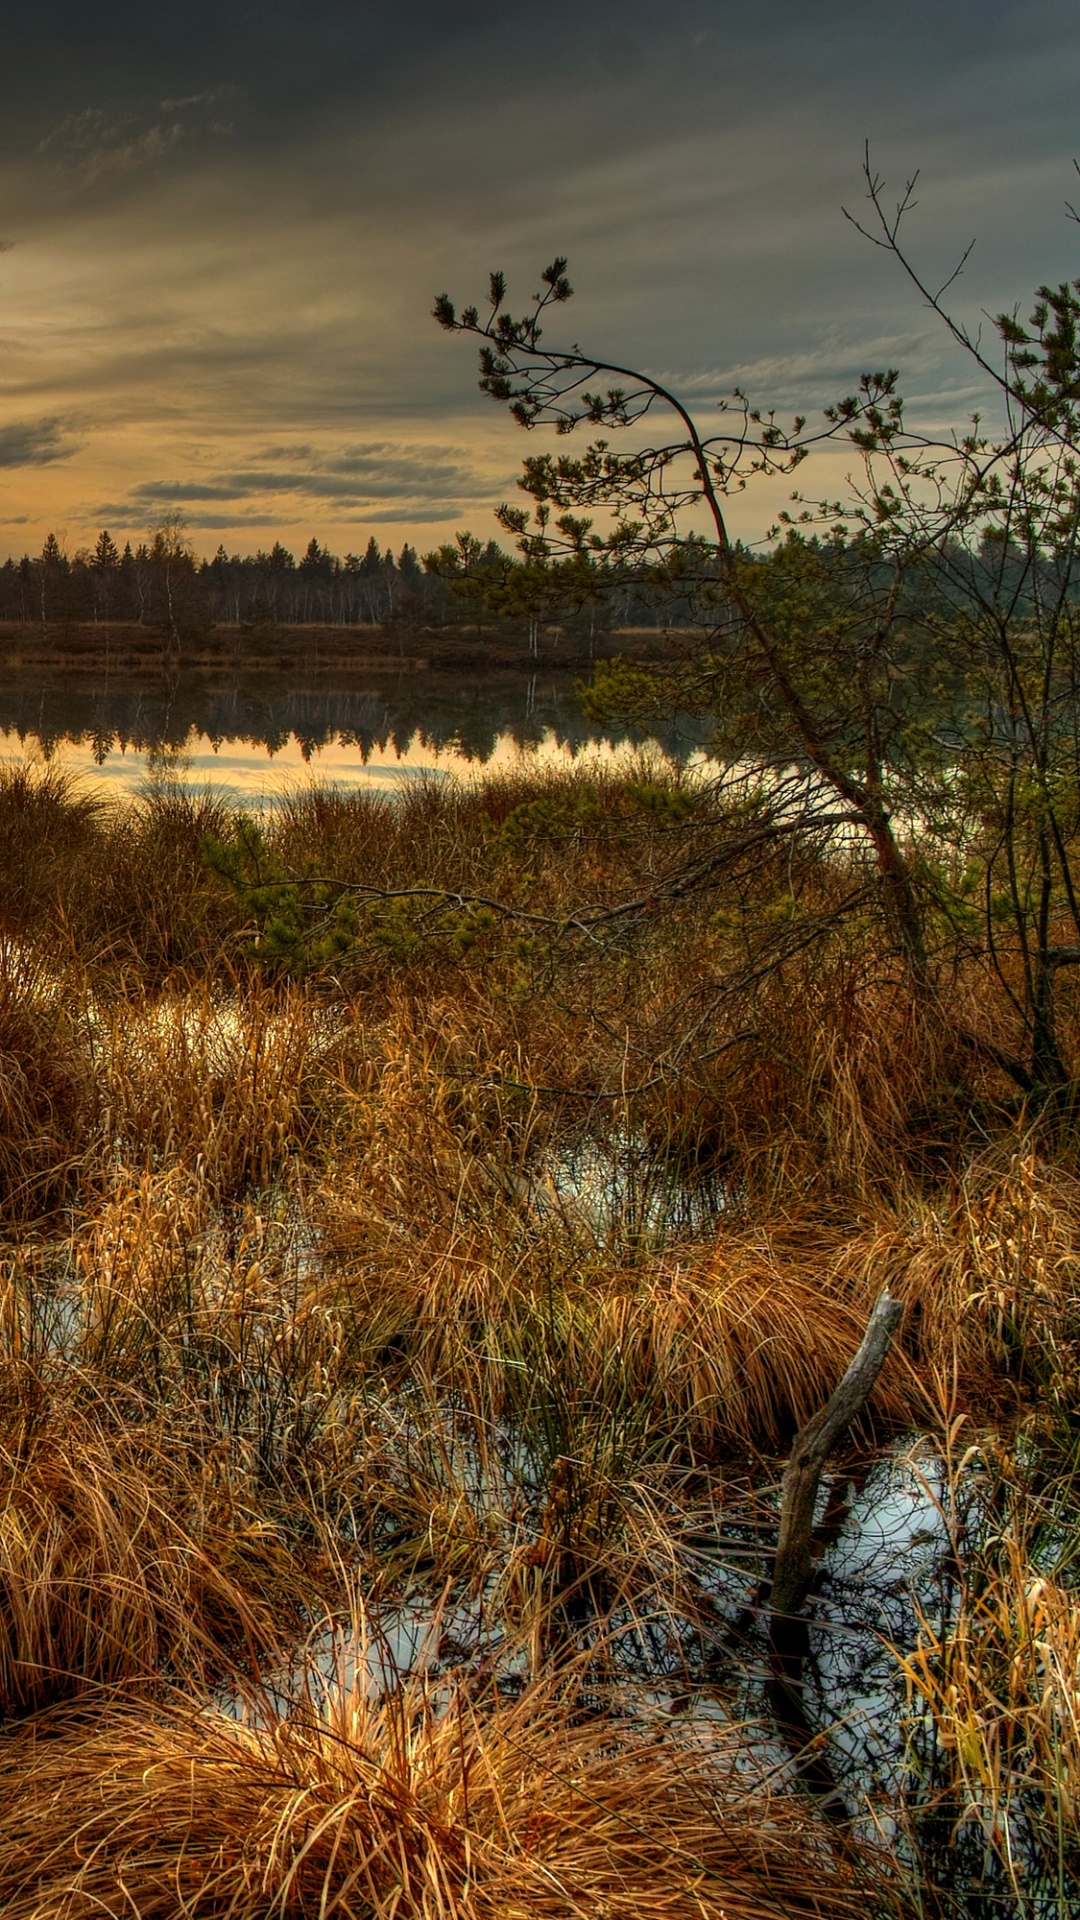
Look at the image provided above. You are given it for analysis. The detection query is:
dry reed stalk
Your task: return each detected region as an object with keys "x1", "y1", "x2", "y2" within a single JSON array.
[
  {"x1": 0, "y1": 765, "x2": 105, "y2": 943},
  {"x1": 74, "y1": 1165, "x2": 212, "y2": 1375},
  {"x1": 833, "y1": 1147, "x2": 1080, "y2": 1390},
  {"x1": 0, "y1": 1666, "x2": 880, "y2": 1918},
  {"x1": 65, "y1": 1169, "x2": 368, "y2": 1508},
  {"x1": 576, "y1": 1251, "x2": 919, "y2": 1450},
  {"x1": 0, "y1": 958, "x2": 93, "y2": 1222},
  {"x1": 894, "y1": 1527, "x2": 1080, "y2": 1905},
  {"x1": 316, "y1": 1182, "x2": 925, "y2": 1458},
  {"x1": 0, "y1": 1402, "x2": 291, "y2": 1713},
  {"x1": 699, "y1": 963, "x2": 964, "y2": 1204},
  {"x1": 95, "y1": 980, "x2": 330, "y2": 1196},
  {"x1": 87, "y1": 783, "x2": 240, "y2": 976},
  {"x1": 344, "y1": 1375, "x2": 701, "y2": 1635}
]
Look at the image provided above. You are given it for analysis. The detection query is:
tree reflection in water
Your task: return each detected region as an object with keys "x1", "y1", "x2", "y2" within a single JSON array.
[{"x1": 0, "y1": 667, "x2": 710, "y2": 794}]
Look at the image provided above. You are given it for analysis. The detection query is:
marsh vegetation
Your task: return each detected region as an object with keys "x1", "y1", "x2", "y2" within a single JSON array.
[{"x1": 0, "y1": 751, "x2": 1075, "y2": 1915}]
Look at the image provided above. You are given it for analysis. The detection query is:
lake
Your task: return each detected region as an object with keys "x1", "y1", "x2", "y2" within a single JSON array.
[{"x1": 0, "y1": 664, "x2": 712, "y2": 802}]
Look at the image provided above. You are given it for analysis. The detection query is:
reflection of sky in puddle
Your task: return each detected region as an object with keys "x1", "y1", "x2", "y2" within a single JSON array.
[
  {"x1": 2, "y1": 725, "x2": 695, "y2": 804},
  {"x1": 242, "y1": 1437, "x2": 962, "y2": 1825},
  {"x1": 543, "y1": 1129, "x2": 726, "y2": 1243},
  {"x1": 811, "y1": 1451, "x2": 954, "y2": 1787}
]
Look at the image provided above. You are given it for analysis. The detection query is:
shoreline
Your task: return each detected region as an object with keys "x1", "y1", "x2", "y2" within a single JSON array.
[{"x1": 0, "y1": 619, "x2": 675, "y2": 677}]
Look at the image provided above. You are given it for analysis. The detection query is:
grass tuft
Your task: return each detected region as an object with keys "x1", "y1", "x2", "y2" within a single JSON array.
[
  {"x1": 0, "y1": 1401, "x2": 293, "y2": 1714},
  {"x1": 0, "y1": 1663, "x2": 878, "y2": 1918}
]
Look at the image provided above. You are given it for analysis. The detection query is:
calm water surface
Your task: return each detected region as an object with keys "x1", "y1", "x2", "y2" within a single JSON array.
[{"x1": 0, "y1": 666, "x2": 712, "y2": 801}]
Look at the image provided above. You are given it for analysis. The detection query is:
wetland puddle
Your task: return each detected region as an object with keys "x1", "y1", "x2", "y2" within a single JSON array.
[{"x1": 243, "y1": 1438, "x2": 966, "y2": 1835}]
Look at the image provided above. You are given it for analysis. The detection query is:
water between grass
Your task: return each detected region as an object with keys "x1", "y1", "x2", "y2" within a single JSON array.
[
  {"x1": 245, "y1": 1443, "x2": 963, "y2": 1833},
  {"x1": 0, "y1": 670, "x2": 1029, "y2": 1899}
]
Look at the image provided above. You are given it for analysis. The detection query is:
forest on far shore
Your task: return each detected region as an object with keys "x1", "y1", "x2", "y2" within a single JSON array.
[{"x1": 0, "y1": 525, "x2": 667, "y2": 646}]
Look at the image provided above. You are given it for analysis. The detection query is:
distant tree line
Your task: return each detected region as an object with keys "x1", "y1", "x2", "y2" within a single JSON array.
[
  {"x1": 0, "y1": 527, "x2": 435, "y2": 634},
  {"x1": 0, "y1": 521, "x2": 670, "y2": 641}
]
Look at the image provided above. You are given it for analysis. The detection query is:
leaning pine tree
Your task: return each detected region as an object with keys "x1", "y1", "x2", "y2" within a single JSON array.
[{"x1": 432, "y1": 160, "x2": 1080, "y2": 1109}]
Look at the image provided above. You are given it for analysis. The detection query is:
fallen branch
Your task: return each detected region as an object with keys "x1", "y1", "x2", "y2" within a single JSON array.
[{"x1": 769, "y1": 1288, "x2": 903, "y2": 1626}]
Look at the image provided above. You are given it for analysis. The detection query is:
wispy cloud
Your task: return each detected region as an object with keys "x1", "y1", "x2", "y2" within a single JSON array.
[
  {"x1": 0, "y1": 418, "x2": 81, "y2": 468},
  {"x1": 90, "y1": 504, "x2": 464, "y2": 532},
  {"x1": 666, "y1": 330, "x2": 945, "y2": 406},
  {"x1": 38, "y1": 91, "x2": 235, "y2": 181},
  {"x1": 88, "y1": 510, "x2": 283, "y2": 531},
  {"x1": 5, "y1": 1, "x2": 1079, "y2": 556},
  {"x1": 157, "y1": 88, "x2": 237, "y2": 116},
  {"x1": 116, "y1": 441, "x2": 496, "y2": 515}
]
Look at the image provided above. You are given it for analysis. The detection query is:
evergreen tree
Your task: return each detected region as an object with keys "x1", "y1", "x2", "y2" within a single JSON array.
[
  {"x1": 90, "y1": 529, "x2": 120, "y2": 622},
  {"x1": 433, "y1": 239, "x2": 1080, "y2": 1095}
]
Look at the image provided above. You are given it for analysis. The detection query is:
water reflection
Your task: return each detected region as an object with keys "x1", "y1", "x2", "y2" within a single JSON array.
[{"x1": 0, "y1": 666, "x2": 712, "y2": 799}]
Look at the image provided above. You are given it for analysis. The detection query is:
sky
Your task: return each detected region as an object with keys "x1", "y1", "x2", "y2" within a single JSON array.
[{"x1": 1, "y1": 0, "x2": 1079, "y2": 562}]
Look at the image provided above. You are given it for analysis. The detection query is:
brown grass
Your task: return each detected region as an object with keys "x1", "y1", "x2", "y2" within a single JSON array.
[
  {"x1": 832, "y1": 1146, "x2": 1080, "y2": 1393},
  {"x1": 0, "y1": 949, "x2": 93, "y2": 1223},
  {"x1": 94, "y1": 978, "x2": 333, "y2": 1197},
  {"x1": 0, "y1": 764, "x2": 104, "y2": 942},
  {"x1": 889, "y1": 1433, "x2": 1080, "y2": 1910},
  {"x1": 0, "y1": 1399, "x2": 297, "y2": 1715},
  {"x1": 0, "y1": 1665, "x2": 883, "y2": 1919},
  {"x1": 0, "y1": 759, "x2": 1074, "y2": 1910}
]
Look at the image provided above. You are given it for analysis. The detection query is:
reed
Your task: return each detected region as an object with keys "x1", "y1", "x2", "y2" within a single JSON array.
[
  {"x1": 892, "y1": 1436, "x2": 1080, "y2": 1914},
  {"x1": 316, "y1": 1138, "x2": 923, "y2": 1454},
  {"x1": 94, "y1": 976, "x2": 332, "y2": 1197},
  {"x1": 339, "y1": 1371, "x2": 712, "y2": 1645},
  {"x1": 0, "y1": 764, "x2": 104, "y2": 943},
  {"x1": 833, "y1": 1144, "x2": 1080, "y2": 1393},
  {"x1": 0, "y1": 760, "x2": 1075, "y2": 1911},
  {"x1": 0, "y1": 952, "x2": 92, "y2": 1222}
]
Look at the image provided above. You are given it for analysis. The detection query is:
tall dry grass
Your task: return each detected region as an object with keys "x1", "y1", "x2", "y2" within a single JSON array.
[
  {"x1": 832, "y1": 1145, "x2": 1080, "y2": 1394},
  {"x1": 0, "y1": 760, "x2": 1045, "y2": 1209},
  {"x1": 0, "y1": 1399, "x2": 295, "y2": 1714},
  {"x1": 63, "y1": 1168, "x2": 362, "y2": 1499},
  {"x1": 0, "y1": 764, "x2": 104, "y2": 945},
  {"x1": 0, "y1": 953, "x2": 92, "y2": 1222},
  {"x1": 0, "y1": 1663, "x2": 883, "y2": 1919},
  {"x1": 93, "y1": 978, "x2": 334, "y2": 1197},
  {"x1": 890, "y1": 1433, "x2": 1080, "y2": 1915},
  {"x1": 0, "y1": 760, "x2": 1076, "y2": 1910},
  {"x1": 0, "y1": 768, "x2": 242, "y2": 976}
]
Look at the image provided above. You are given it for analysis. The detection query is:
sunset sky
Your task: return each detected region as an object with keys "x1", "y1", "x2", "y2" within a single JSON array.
[{"x1": 2, "y1": 0, "x2": 1079, "y2": 562}]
